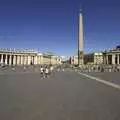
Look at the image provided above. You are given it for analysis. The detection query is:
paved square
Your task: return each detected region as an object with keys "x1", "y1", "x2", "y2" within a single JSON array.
[
  {"x1": 86, "y1": 72, "x2": 120, "y2": 85},
  {"x1": 0, "y1": 69, "x2": 120, "y2": 120}
]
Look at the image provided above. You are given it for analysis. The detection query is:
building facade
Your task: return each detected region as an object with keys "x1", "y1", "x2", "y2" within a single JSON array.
[
  {"x1": 93, "y1": 52, "x2": 103, "y2": 64},
  {"x1": 71, "y1": 52, "x2": 103, "y2": 65},
  {"x1": 0, "y1": 48, "x2": 61, "y2": 65},
  {"x1": 103, "y1": 46, "x2": 120, "y2": 65},
  {"x1": 70, "y1": 56, "x2": 78, "y2": 65},
  {"x1": 42, "y1": 53, "x2": 62, "y2": 65},
  {"x1": 84, "y1": 52, "x2": 103, "y2": 65}
]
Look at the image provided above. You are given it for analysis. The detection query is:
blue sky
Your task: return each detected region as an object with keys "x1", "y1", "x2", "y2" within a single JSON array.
[{"x1": 0, "y1": 0, "x2": 120, "y2": 56}]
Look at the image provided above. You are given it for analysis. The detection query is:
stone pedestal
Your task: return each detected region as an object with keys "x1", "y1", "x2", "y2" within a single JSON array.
[{"x1": 78, "y1": 51, "x2": 84, "y2": 66}]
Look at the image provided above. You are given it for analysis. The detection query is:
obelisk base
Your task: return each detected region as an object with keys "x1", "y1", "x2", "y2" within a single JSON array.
[{"x1": 78, "y1": 51, "x2": 84, "y2": 67}]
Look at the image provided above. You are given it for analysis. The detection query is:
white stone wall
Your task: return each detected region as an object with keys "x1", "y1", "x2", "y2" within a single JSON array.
[{"x1": 94, "y1": 55, "x2": 103, "y2": 64}]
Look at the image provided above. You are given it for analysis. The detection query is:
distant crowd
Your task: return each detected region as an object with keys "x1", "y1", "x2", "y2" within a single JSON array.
[
  {"x1": 1, "y1": 63, "x2": 120, "y2": 76},
  {"x1": 73, "y1": 64, "x2": 120, "y2": 73},
  {"x1": 0, "y1": 64, "x2": 65, "y2": 78}
]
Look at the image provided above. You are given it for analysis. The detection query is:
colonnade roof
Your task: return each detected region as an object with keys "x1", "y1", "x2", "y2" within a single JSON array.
[
  {"x1": 0, "y1": 48, "x2": 38, "y2": 54},
  {"x1": 103, "y1": 49, "x2": 120, "y2": 53},
  {"x1": 0, "y1": 48, "x2": 61, "y2": 58},
  {"x1": 42, "y1": 52, "x2": 61, "y2": 58}
]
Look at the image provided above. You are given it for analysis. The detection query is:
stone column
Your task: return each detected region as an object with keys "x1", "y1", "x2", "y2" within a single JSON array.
[
  {"x1": 103, "y1": 55, "x2": 106, "y2": 64},
  {"x1": 0, "y1": 54, "x2": 3, "y2": 64},
  {"x1": 15, "y1": 55, "x2": 17, "y2": 65},
  {"x1": 17, "y1": 55, "x2": 20, "y2": 65},
  {"x1": 25, "y1": 56, "x2": 28, "y2": 65},
  {"x1": 22, "y1": 55, "x2": 25, "y2": 65},
  {"x1": 9, "y1": 55, "x2": 12, "y2": 65},
  {"x1": 51, "y1": 57, "x2": 53, "y2": 65},
  {"x1": 37, "y1": 56, "x2": 39, "y2": 64},
  {"x1": 112, "y1": 54, "x2": 115, "y2": 65},
  {"x1": 13, "y1": 55, "x2": 16, "y2": 65},
  {"x1": 40, "y1": 56, "x2": 43, "y2": 65},
  {"x1": 28, "y1": 56, "x2": 31, "y2": 65},
  {"x1": 27, "y1": 55, "x2": 29, "y2": 65},
  {"x1": 20, "y1": 55, "x2": 22, "y2": 65},
  {"x1": 32, "y1": 56, "x2": 34, "y2": 65},
  {"x1": 5, "y1": 54, "x2": 8, "y2": 65},
  {"x1": 117, "y1": 54, "x2": 120, "y2": 64},
  {"x1": 26, "y1": 56, "x2": 28, "y2": 65},
  {"x1": 16, "y1": 55, "x2": 18, "y2": 65},
  {"x1": 39, "y1": 56, "x2": 41, "y2": 64},
  {"x1": 34, "y1": 56, "x2": 37, "y2": 65},
  {"x1": 23, "y1": 56, "x2": 25, "y2": 65},
  {"x1": 19, "y1": 56, "x2": 21, "y2": 65},
  {"x1": 24, "y1": 55, "x2": 27, "y2": 65},
  {"x1": 21, "y1": 55, "x2": 23, "y2": 65},
  {"x1": 106, "y1": 55, "x2": 108, "y2": 64}
]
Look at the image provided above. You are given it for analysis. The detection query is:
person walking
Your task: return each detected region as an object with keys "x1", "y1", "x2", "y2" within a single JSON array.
[
  {"x1": 40, "y1": 66, "x2": 44, "y2": 78},
  {"x1": 50, "y1": 66, "x2": 53, "y2": 74},
  {"x1": 45, "y1": 67, "x2": 49, "y2": 78}
]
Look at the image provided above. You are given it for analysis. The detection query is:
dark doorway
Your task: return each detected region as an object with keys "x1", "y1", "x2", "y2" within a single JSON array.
[
  {"x1": 11, "y1": 55, "x2": 14, "y2": 65},
  {"x1": 3, "y1": 54, "x2": 6, "y2": 64},
  {"x1": 7, "y1": 55, "x2": 10, "y2": 65},
  {"x1": 115, "y1": 55, "x2": 117, "y2": 64},
  {"x1": 108, "y1": 55, "x2": 112, "y2": 64}
]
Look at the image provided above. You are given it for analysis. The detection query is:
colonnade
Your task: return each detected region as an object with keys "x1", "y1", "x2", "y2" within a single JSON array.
[
  {"x1": 103, "y1": 54, "x2": 120, "y2": 65},
  {"x1": 0, "y1": 54, "x2": 38, "y2": 65},
  {"x1": 0, "y1": 53, "x2": 61, "y2": 65}
]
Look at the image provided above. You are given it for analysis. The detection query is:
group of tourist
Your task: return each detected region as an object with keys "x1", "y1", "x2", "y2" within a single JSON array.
[
  {"x1": 40, "y1": 65, "x2": 54, "y2": 78},
  {"x1": 1, "y1": 63, "x2": 120, "y2": 74},
  {"x1": 0, "y1": 63, "x2": 65, "y2": 79},
  {"x1": 40, "y1": 65, "x2": 65, "y2": 78}
]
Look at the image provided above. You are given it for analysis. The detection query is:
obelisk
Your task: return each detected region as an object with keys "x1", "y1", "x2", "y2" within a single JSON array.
[{"x1": 78, "y1": 9, "x2": 84, "y2": 66}]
